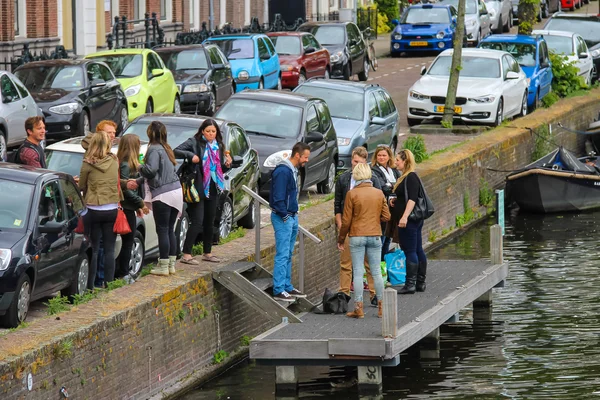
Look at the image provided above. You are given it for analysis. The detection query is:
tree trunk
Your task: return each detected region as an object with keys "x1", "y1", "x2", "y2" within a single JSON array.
[
  {"x1": 517, "y1": 0, "x2": 538, "y2": 35},
  {"x1": 442, "y1": 0, "x2": 466, "y2": 127}
]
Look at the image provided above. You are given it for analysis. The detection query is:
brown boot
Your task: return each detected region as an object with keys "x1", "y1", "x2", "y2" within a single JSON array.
[
  {"x1": 346, "y1": 301, "x2": 364, "y2": 319},
  {"x1": 377, "y1": 300, "x2": 383, "y2": 318}
]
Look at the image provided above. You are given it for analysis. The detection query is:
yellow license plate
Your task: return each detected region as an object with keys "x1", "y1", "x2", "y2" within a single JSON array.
[
  {"x1": 409, "y1": 41, "x2": 428, "y2": 46},
  {"x1": 434, "y1": 105, "x2": 462, "y2": 114}
]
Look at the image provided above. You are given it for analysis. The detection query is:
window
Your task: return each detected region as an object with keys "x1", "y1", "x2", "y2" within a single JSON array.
[
  {"x1": 264, "y1": 37, "x2": 276, "y2": 55},
  {"x1": 302, "y1": 35, "x2": 311, "y2": 50},
  {"x1": 0, "y1": 75, "x2": 19, "y2": 103},
  {"x1": 147, "y1": 53, "x2": 162, "y2": 78},
  {"x1": 0, "y1": 180, "x2": 32, "y2": 231},
  {"x1": 308, "y1": 35, "x2": 321, "y2": 50},
  {"x1": 227, "y1": 126, "x2": 249, "y2": 156},
  {"x1": 14, "y1": 0, "x2": 19, "y2": 36},
  {"x1": 368, "y1": 93, "x2": 379, "y2": 118},
  {"x1": 161, "y1": 0, "x2": 167, "y2": 20},
  {"x1": 257, "y1": 38, "x2": 270, "y2": 60},
  {"x1": 134, "y1": 0, "x2": 140, "y2": 19},
  {"x1": 577, "y1": 36, "x2": 588, "y2": 54},
  {"x1": 12, "y1": 76, "x2": 29, "y2": 99},
  {"x1": 305, "y1": 105, "x2": 320, "y2": 133},
  {"x1": 38, "y1": 181, "x2": 65, "y2": 226},
  {"x1": 214, "y1": 47, "x2": 228, "y2": 65},
  {"x1": 208, "y1": 48, "x2": 221, "y2": 65},
  {"x1": 207, "y1": 39, "x2": 254, "y2": 59},
  {"x1": 502, "y1": 56, "x2": 510, "y2": 78},
  {"x1": 374, "y1": 91, "x2": 391, "y2": 116},
  {"x1": 315, "y1": 102, "x2": 332, "y2": 132},
  {"x1": 98, "y1": 64, "x2": 115, "y2": 81},
  {"x1": 60, "y1": 179, "x2": 84, "y2": 221},
  {"x1": 87, "y1": 63, "x2": 104, "y2": 82},
  {"x1": 381, "y1": 91, "x2": 396, "y2": 113},
  {"x1": 271, "y1": 36, "x2": 302, "y2": 55}
]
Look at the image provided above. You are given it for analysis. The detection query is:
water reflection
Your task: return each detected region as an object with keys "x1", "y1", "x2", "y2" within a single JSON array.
[{"x1": 181, "y1": 212, "x2": 600, "y2": 399}]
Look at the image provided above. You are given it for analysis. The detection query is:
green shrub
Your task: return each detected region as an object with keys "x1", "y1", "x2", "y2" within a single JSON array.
[
  {"x1": 402, "y1": 135, "x2": 429, "y2": 163},
  {"x1": 542, "y1": 92, "x2": 559, "y2": 108},
  {"x1": 375, "y1": 0, "x2": 399, "y2": 29},
  {"x1": 45, "y1": 296, "x2": 70, "y2": 315},
  {"x1": 549, "y1": 52, "x2": 586, "y2": 97},
  {"x1": 213, "y1": 350, "x2": 229, "y2": 364}
]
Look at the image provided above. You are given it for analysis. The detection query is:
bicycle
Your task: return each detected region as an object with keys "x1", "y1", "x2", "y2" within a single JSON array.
[{"x1": 362, "y1": 27, "x2": 378, "y2": 72}]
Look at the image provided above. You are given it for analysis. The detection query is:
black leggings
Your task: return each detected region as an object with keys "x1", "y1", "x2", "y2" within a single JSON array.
[
  {"x1": 153, "y1": 200, "x2": 178, "y2": 259},
  {"x1": 118, "y1": 209, "x2": 137, "y2": 276},
  {"x1": 183, "y1": 181, "x2": 218, "y2": 255},
  {"x1": 88, "y1": 208, "x2": 118, "y2": 289}
]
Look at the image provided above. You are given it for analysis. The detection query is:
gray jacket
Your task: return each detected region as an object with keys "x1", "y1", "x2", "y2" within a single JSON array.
[{"x1": 139, "y1": 144, "x2": 180, "y2": 198}]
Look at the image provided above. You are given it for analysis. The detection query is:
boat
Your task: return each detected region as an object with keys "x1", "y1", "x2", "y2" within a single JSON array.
[{"x1": 506, "y1": 147, "x2": 600, "y2": 213}]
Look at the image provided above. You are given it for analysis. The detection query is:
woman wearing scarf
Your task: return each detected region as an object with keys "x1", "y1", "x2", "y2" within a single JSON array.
[
  {"x1": 175, "y1": 119, "x2": 232, "y2": 264},
  {"x1": 337, "y1": 163, "x2": 390, "y2": 319}
]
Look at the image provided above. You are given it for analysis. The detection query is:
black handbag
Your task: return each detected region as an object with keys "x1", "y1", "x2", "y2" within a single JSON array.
[
  {"x1": 404, "y1": 174, "x2": 434, "y2": 222},
  {"x1": 312, "y1": 288, "x2": 351, "y2": 314},
  {"x1": 177, "y1": 162, "x2": 200, "y2": 203}
]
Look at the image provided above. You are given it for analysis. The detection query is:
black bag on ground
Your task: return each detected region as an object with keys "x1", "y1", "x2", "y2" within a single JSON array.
[
  {"x1": 312, "y1": 288, "x2": 351, "y2": 314},
  {"x1": 405, "y1": 174, "x2": 434, "y2": 222}
]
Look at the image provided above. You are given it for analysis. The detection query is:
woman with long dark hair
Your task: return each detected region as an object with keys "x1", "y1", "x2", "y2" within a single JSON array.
[
  {"x1": 139, "y1": 121, "x2": 183, "y2": 276},
  {"x1": 174, "y1": 119, "x2": 232, "y2": 264}
]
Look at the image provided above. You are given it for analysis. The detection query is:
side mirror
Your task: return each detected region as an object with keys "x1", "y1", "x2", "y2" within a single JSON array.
[
  {"x1": 2, "y1": 95, "x2": 13, "y2": 104},
  {"x1": 231, "y1": 155, "x2": 243, "y2": 168},
  {"x1": 391, "y1": 19, "x2": 399, "y2": 26},
  {"x1": 90, "y1": 79, "x2": 106, "y2": 89},
  {"x1": 305, "y1": 46, "x2": 316, "y2": 54},
  {"x1": 38, "y1": 220, "x2": 65, "y2": 234},
  {"x1": 370, "y1": 116, "x2": 386, "y2": 125},
  {"x1": 420, "y1": 66, "x2": 427, "y2": 75},
  {"x1": 579, "y1": 52, "x2": 589, "y2": 59},
  {"x1": 212, "y1": 63, "x2": 225, "y2": 69},
  {"x1": 260, "y1": 53, "x2": 271, "y2": 61},
  {"x1": 505, "y1": 71, "x2": 520, "y2": 80},
  {"x1": 305, "y1": 131, "x2": 324, "y2": 143},
  {"x1": 151, "y1": 68, "x2": 165, "y2": 78}
]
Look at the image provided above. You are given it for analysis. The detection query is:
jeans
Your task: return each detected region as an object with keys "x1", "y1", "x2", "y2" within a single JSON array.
[
  {"x1": 349, "y1": 236, "x2": 384, "y2": 304},
  {"x1": 153, "y1": 200, "x2": 178, "y2": 259},
  {"x1": 397, "y1": 220, "x2": 427, "y2": 265},
  {"x1": 183, "y1": 181, "x2": 218, "y2": 255},
  {"x1": 88, "y1": 209, "x2": 118, "y2": 289},
  {"x1": 271, "y1": 213, "x2": 298, "y2": 296},
  {"x1": 118, "y1": 209, "x2": 137, "y2": 276}
]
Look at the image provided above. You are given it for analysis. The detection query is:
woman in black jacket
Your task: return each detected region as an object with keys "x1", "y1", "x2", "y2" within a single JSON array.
[
  {"x1": 371, "y1": 145, "x2": 400, "y2": 261},
  {"x1": 174, "y1": 119, "x2": 232, "y2": 264}
]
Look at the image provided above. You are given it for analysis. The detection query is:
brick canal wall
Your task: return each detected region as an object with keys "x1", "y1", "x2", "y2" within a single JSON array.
[{"x1": 0, "y1": 90, "x2": 598, "y2": 399}]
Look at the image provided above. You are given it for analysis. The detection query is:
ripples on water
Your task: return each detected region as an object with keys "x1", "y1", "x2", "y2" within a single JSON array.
[{"x1": 180, "y1": 212, "x2": 600, "y2": 399}]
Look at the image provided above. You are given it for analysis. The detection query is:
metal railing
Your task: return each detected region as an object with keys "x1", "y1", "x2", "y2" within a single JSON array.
[
  {"x1": 0, "y1": 44, "x2": 71, "y2": 72},
  {"x1": 242, "y1": 185, "x2": 321, "y2": 293},
  {"x1": 107, "y1": 12, "x2": 165, "y2": 50}
]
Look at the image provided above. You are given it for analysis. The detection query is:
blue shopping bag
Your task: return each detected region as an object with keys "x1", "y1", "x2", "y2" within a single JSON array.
[{"x1": 384, "y1": 249, "x2": 406, "y2": 286}]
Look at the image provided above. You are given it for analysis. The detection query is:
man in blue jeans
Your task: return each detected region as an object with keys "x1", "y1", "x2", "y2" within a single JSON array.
[{"x1": 269, "y1": 142, "x2": 311, "y2": 302}]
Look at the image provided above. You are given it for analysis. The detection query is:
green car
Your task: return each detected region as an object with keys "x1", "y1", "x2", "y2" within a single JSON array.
[{"x1": 86, "y1": 48, "x2": 180, "y2": 121}]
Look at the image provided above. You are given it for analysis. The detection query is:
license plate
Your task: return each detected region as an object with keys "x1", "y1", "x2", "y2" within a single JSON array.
[
  {"x1": 434, "y1": 105, "x2": 462, "y2": 114},
  {"x1": 409, "y1": 41, "x2": 428, "y2": 47}
]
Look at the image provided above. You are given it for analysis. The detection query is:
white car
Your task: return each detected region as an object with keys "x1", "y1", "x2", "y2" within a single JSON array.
[
  {"x1": 45, "y1": 137, "x2": 159, "y2": 279},
  {"x1": 439, "y1": 0, "x2": 491, "y2": 45},
  {"x1": 532, "y1": 30, "x2": 594, "y2": 86},
  {"x1": 484, "y1": 0, "x2": 513, "y2": 34},
  {"x1": 407, "y1": 48, "x2": 529, "y2": 127}
]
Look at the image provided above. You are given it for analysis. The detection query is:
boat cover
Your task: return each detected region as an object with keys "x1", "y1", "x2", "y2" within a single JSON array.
[{"x1": 521, "y1": 147, "x2": 597, "y2": 174}]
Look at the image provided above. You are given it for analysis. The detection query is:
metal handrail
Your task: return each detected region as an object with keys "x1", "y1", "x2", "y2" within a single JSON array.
[{"x1": 242, "y1": 185, "x2": 322, "y2": 293}]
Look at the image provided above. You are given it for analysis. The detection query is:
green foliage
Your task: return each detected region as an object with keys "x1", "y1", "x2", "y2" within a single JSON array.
[
  {"x1": 441, "y1": 227, "x2": 451, "y2": 236},
  {"x1": 176, "y1": 309, "x2": 186, "y2": 322},
  {"x1": 549, "y1": 52, "x2": 587, "y2": 97},
  {"x1": 402, "y1": 135, "x2": 429, "y2": 163},
  {"x1": 516, "y1": 0, "x2": 538, "y2": 35},
  {"x1": 240, "y1": 335, "x2": 252, "y2": 346},
  {"x1": 106, "y1": 279, "x2": 126, "y2": 291},
  {"x1": 441, "y1": 120, "x2": 453, "y2": 129},
  {"x1": 45, "y1": 296, "x2": 70, "y2": 315},
  {"x1": 542, "y1": 92, "x2": 559, "y2": 108},
  {"x1": 455, "y1": 191, "x2": 475, "y2": 228},
  {"x1": 532, "y1": 125, "x2": 553, "y2": 161},
  {"x1": 72, "y1": 289, "x2": 100, "y2": 306},
  {"x1": 219, "y1": 227, "x2": 246, "y2": 245},
  {"x1": 8, "y1": 321, "x2": 30, "y2": 332},
  {"x1": 213, "y1": 350, "x2": 229, "y2": 364},
  {"x1": 374, "y1": 0, "x2": 399, "y2": 28},
  {"x1": 191, "y1": 243, "x2": 204, "y2": 256},
  {"x1": 429, "y1": 141, "x2": 466, "y2": 158},
  {"x1": 141, "y1": 264, "x2": 153, "y2": 277},
  {"x1": 428, "y1": 231, "x2": 438, "y2": 243},
  {"x1": 478, "y1": 179, "x2": 494, "y2": 208},
  {"x1": 53, "y1": 339, "x2": 73, "y2": 359},
  {"x1": 360, "y1": 5, "x2": 391, "y2": 34}
]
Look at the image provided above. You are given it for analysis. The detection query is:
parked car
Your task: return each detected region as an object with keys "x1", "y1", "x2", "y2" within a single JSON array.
[
  {"x1": 45, "y1": 137, "x2": 158, "y2": 278},
  {"x1": 483, "y1": 0, "x2": 513, "y2": 33},
  {"x1": 390, "y1": 4, "x2": 462, "y2": 56},
  {"x1": 0, "y1": 163, "x2": 90, "y2": 327},
  {"x1": 438, "y1": 0, "x2": 491, "y2": 45},
  {"x1": 0, "y1": 71, "x2": 42, "y2": 161},
  {"x1": 266, "y1": 32, "x2": 330, "y2": 88},
  {"x1": 204, "y1": 34, "x2": 281, "y2": 92},
  {"x1": 122, "y1": 114, "x2": 259, "y2": 241},
  {"x1": 543, "y1": 13, "x2": 600, "y2": 82},
  {"x1": 532, "y1": 30, "x2": 593, "y2": 86},
  {"x1": 407, "y1": 48, "x2": 529, "y2": 126},
  {"x1": 85, "y1": 49, "x2": 180, "y2": 120},
  {"x1": 511, "y1": 0, "x2": 560, "y2": 22},
  {"x1": 155, "y1": 44, "x2": 234, "y2": 116},
  {"x1": 479, "y1": 34, "x2": 553, "y2": 109},
  {"x1": 294, "y1": 79, "x2": 398, "y2": 170},
  {"x1": 297, "y1": 21, "x2": 370, "y2": 81},
  {"x1": 14, "y1": 60, "x2": 127, "y2": 142},
  {"x1": 215, "y1": 90, "x2": 339, "y2": 194},
  {"x1": 560, "y1": 0, "x2": 582, "y2": 11}
]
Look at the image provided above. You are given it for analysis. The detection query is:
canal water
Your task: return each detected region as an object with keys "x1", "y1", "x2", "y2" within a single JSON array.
[{"x1": 180, "y1": 211, "x2": 600, "y2": 399}]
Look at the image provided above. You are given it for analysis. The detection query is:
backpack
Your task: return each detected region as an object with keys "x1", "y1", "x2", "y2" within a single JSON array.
[{"x1": 312, "y1": 288, "x2": 351, "y2": 314}]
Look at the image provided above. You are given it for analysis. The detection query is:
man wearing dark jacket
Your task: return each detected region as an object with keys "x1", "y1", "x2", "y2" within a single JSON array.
[
  {"x1": 334, "y1": 146, "x2": 382, "y2": 304},
  {"x1": 269, "y1": 142, "x2": 310, "y2": 302},
  {"x1": 14, "y1": 116, "x2": 46, "y2": 168}
]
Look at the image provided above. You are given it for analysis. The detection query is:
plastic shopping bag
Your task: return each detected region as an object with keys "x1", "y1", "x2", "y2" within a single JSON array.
[
  {"x1": 385, "y1": 249, "x2": 406, "y2": 286},
  {"x1": 363, "y1": 261, "x2": 388, "y2": 285}
]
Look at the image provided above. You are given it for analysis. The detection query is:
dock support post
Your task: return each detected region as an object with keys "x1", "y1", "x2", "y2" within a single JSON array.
[
  {"x1": 357, "y1": 366, "x2": 383, "y2": 394},
  {"x1": 275, "y1": 366, "x2": 298, "y2": 395},
  {"x1": 382, "y1": 288, "x2": 397, "y2": 338},
  {"x1": 419, "y1": 327, "x2": 440, "y2": 359}
]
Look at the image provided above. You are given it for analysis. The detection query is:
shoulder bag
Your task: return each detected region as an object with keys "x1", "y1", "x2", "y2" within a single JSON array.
[
  {"x1": 404, "y1": 174, "x2": 435, "y2": 222},
  {"x1": 114, "y1": 167, "x2": 132, "y2": 235},
  {"x1": 177, "y1": 161, "x2": 201, "y2": 203}
]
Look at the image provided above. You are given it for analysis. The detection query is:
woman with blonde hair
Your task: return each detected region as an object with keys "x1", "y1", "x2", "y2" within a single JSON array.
[
  {"x1": 78, "y1": 131, "x2": 122, "y2": 289},
  {"x1": 337, "y1": 163, "x2": 390, "y2": 319},
  {"x1": 390, "y1": 149, "x2": 427, "y2": 294}
]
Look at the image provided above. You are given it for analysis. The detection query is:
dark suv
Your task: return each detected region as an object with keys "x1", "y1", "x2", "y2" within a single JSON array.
[
  {"x1": 0, "y1": 164, "x2": 90, "y2": 327},
  {"x1": 215, "y1": 90, "x2": 339, "y2": 194},
  {"x1": 298, "y1": 21, "x2": 370, "y2": 82}
]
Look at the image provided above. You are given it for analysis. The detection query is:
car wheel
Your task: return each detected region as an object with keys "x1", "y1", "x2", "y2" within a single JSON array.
[
  {"x1": 519, "y1": 92, "x2": 528, "y2": 117},
  {"x1": 324, "y1": 68, "x2": 330, "y2": 79},
  {"x1": 317, "y1": 161, "x2": 336, "y2": 194},
  {"x1": 494, "y1": 98, "x2": 504, "y2": 127},
  {"x1": 119, "y1": 105, "x2": 128, "y2": 133},
  {"x1": 219, "y1": 196, "x2": 233, "y2": 240},
  {"x1": 173, "y1": 96, "x2": 181, "y2": 114},
  {"x1": 508, "y1": 12, "x2": 513, "y2": 28},
  {"x1": 238, "y1": 194, "x2": 256, "y2": 229},
  {"x1": 175, "y1": 210, "x2": 189, "y2": 256},
  {"x1": 64, "y1": 255, "x2": 89, "y2": 299},
  {"x1": 1, "y1": 274, "x2": 31, "y2": 328},
  {"x1": 0, "y1": 133, "x2": 7, "y2": 162},
  {"x1": 495, "y1": 16, "x2": 503, "y2": 34},
  {"x1": 298, "y1": 70, "x2": 307, "y2": 86},
  {"x1": 82, "y1": 112, "x2": 90, "y2": 135},
  {"x1": 129, "y1": 231, "x2": 145, "y2": 279},
  {"x1": 358, "y1": 58, "x2": 369, "y2": 81},
  {"x1": 343, "y1": 63, "x2": 351, "y2": 80},
  {"x1": 230, "y1": 84, "x2": 235, "y2": 97},
  {"x1": 407, "y1": 117, "x2": 421, "y2": 127},
  {"x1": 146, "y1": 99, "x2": 153, "y2": 113},
  {"x1": 533, "y1": 90, "x2": 541, "y2": 111},
  {"x1": 206, "y1": 91, "x2": 216, "y2": 116}
]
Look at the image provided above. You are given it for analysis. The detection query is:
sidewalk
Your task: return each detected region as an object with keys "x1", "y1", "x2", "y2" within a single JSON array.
[{"x1": 372, "y1": 33, "x2": 391, "y2": 59}]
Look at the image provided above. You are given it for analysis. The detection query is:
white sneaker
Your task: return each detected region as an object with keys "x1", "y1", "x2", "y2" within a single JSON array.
[{"x1": 273, "y1": 291, "x2": 295, "y2": 302}]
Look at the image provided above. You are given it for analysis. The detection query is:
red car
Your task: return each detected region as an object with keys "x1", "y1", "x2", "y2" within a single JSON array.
[
  {"x1": 267, "y1": 32, "x2": 330, "y2": 89},
  {"x1": 561, "y1": 0, "x2": 581, "y2": 10}
]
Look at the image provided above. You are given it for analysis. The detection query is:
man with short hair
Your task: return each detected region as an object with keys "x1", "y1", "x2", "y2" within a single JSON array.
[
  {"x1": 269, "y1": 142, "x2": 311, "y2": 302},
  {"x1": 82, "y1": 120, "x2": 118, "y2": 151},
  {"x1": 14, "y1": 116, "x2": 47, "y2": 168},
  {"x1": 334, "y1": 146, "x2": 382, "y2": 305}
]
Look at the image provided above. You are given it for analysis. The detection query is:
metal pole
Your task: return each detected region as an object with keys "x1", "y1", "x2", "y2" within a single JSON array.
[
  {"x1": 209, "y1": 0, "x2": 215, "y2": 30},
  {"x1": 298, "y1": 232, "x2": 305, "y2": 293},
  {"x1": 254, "y1": 199, "x2": 261, "y2": 264}
]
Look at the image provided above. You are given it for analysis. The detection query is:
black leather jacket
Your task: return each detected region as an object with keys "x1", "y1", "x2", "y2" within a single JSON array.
[
  {"x1": 334, "y1": 168, "x2": 382, "y2": 215},
  {"x1": 371, "y1": 165, "x2": 400, "y2": 198}
]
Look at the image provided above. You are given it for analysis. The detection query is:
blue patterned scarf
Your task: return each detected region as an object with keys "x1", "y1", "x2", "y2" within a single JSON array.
[{"x1": 202, "y1": 140, "x2": 225, "y2": 198}]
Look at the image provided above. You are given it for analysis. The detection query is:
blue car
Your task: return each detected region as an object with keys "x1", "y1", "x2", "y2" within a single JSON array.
[
  {"x1": 204, "y1": 34, "x2": 281, "y2": 92},
  {"x1": 479, "y1": 34, "x2": 553, "y2": 109},
  {"x1": 390, "y1": 4, "x2": 461, "y2": 56}
]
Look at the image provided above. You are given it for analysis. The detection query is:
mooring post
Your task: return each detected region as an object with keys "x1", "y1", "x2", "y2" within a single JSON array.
[
  {"x1": 474, "y1": 224, "x2": 502, "y2": 319},
  {"x1": 490, "y1": 224, "x2": 503, "y2": 265},
  {"x1": 419, "y1": 327, "x2": 440, "y2": 358},
  {"x1": 357, "y1": 366, "x2": 383, "y2": 395},
  {"x1": 382, "y1": 287, "x2": 397, "y2": 338},
  {"x1": 275, "y1": 366, "x2": 298, "y2": 395}
]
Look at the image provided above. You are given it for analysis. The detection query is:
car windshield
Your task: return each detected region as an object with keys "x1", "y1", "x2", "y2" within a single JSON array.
[
  {"x1": 15, "y1": 65, "x2": 85, "y2": 90},
  {"x1": 479, "y1": 42, "x2": 536, "y2": 67},
  {"x1": 0, "y1": 180, "x2": 32, "y2": 231},
  {"x1": 545, "y1": 18, "x2": 600, "y2": 47},
  {"x1": 45, "y1": 150, "x2": 84, "y2": 178},
  {"x1": 401, "y1": 8, "x2": 450, "y2": 24},
  {"x1": 158, "y1": 49, "x2": 209, "y2": 71},
  {"x1": 428, "y1": 55, "x2": 501, "y2": 78},
  {"x1": 270, "y1": 36, "x2": 302, "y2": 55},
  {"x1": 439, "y1": 0, "x2": 477, "y2": 14},
  {"x1": 305, "y1": 26, "x2": 345, "y2": 46},
  {"x1": 216, "y1": 99, "x2": 302, "y2": 138},
  {"x1": 89, "y1": 54, "x2": 143, "y2": 78},
  {"x1": 123, "y1": 122, "x2": 199, "y2": 150},
  {"x1": 206, "y1": 39, "x2": 254, "y2": 59},
  {"x1": 294, "y1": 86, "x2": 364, "y2": 121},
  {"x1": 542, "y1": 35, "x2": 574, "y2": 55}
]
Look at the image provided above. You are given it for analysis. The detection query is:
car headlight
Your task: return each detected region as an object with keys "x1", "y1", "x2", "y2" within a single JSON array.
[
  {"x1": 264, "y1": 150, "x2": 292, "y2": 168},
  {"x1": 238, "y1": 70, "x2": 249, "y2": 81},
  {"x1": 330, "y1": 51, "x2": 343, "y2": 63},
  {"x1": 409, "y1": 90, "x2": 430, "y2": 101},
  {"x1": 591, "y1": 49, "x2": 600, "y2": 58},
  {"x1": 0, "y1": 249, "x2": 11, "y2": 271},
  {"x1": 124, "y1": 84, "x2": 141, "y2": 98},
  {"x1": 338, "y1": 138, "x2": 351, "y2": 146},
  {"x1": 436, "y1": 31, "x2": 445, "y2": 39},
  {"x1": 393, "y1": 33, "x2": 402, "y2": 40},
  {"x1": 183, "y1": 84, "x2": 209, "y2": 93},
  {"x1": 48, "y1": 102, "x2": 79, "y2": 115},
  {"x1": 468, "y1": 95, "x2": 496, "y2": 103}
]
